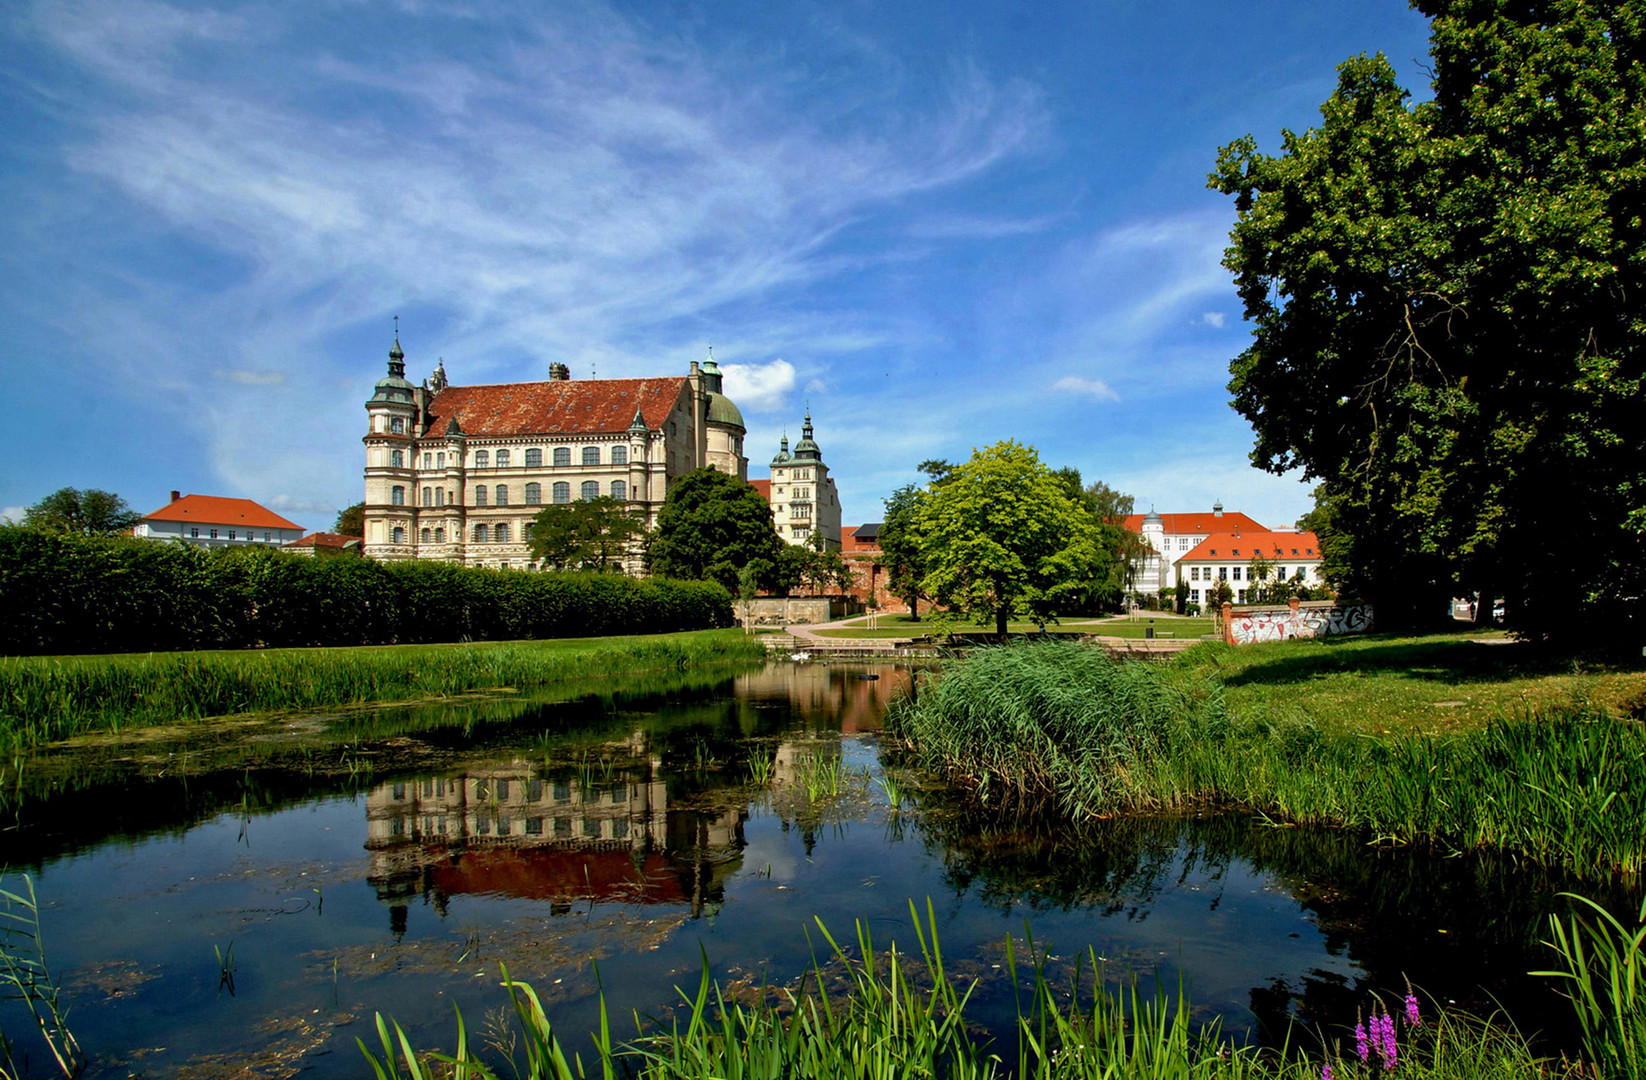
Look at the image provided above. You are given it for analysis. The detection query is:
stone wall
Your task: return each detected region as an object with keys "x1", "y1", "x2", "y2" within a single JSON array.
[
  {"x1": 740, "y1": 596, "x2": 863, "y2": 627},
  {"x1": 1222, "y1": 598, "x2": 1374, "y2": 645}
]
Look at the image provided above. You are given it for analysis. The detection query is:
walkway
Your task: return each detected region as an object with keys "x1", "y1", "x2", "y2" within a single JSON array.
[{"x1": 770, "y1": 614, "x2": 1209, "y2": 658}]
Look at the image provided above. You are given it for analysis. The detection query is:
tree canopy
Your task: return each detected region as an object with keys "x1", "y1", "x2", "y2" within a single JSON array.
[
  {"x1": 912, "y1": 440, "x2": 1105, "y2": 637},
  {"x1": 1212, "y1": 1, "x2": 1646, "y2": 632},
  {"x1": 877, "y1": 484, "x2": 926, "y2": 619},
  {"x1": 334, "y1": 502, "x2": 365, "y2": 537},
  {"x1": 645, "y1": 468, "x2": 782, "y2": 591},
  {"x1": 529, "y1": 496, "x2": 645, "y2": 572},
  {"x1": 22, "y1": 488, "x2": 143, "y2": 536}
]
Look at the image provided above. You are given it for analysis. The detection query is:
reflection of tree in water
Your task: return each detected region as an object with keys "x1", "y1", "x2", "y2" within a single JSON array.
[{"x1": 913, "y1": 796, "x2": 1626, "y2": 1054}]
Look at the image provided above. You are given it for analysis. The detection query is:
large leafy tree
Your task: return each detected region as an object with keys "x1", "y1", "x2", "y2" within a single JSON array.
[
  {"x1": 23, "y1": 487, "x2": 142, "y2": 536},
  {"x1": 645, "y1": 468, "x2": 782, "y2": 590},
  {"x1": 1212, "y1": 1, "x2": 1646, "y2": 632},
  {"x1": 529, "y1": 497, "x2": 646, "y2": 571},
  {"x1": 913, "y1": 440, "x2": 1104, "y2": 638},
  {"x1": 334, "y1": 502, "x2": 365, "y2": 537},
  {"x1": 877, "y1": 484, "x2": 927, "y2": 619}
]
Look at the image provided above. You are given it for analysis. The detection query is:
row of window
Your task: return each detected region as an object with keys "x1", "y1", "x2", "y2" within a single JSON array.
[
  {"x1": 186, "y1": 527, "x2": 276, "y2": 541},
  {"x1": 384, "y1": 446, "x2": 633, "y2": 469},
  {"x1": 390, "y1": 481, "x2": 628, "y2": 507},
  {"x1": 389, "y1": 522, "x2": 564, "y2": 546},
  {"x1": 1186, "y1": 565, "x2": 1307, "y2": 582}
]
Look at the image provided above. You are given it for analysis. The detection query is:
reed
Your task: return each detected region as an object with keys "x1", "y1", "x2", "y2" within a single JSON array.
[
  {"x1": 0, "y1": 874, "x2": 81, "y2": 1080},
  {"x1": 1536, "y1": 891, "x2": 1646, "y2": 1080},
  {"x1": 0, "y1": 632, "x2": 766, "y2": 750},
  {"x1": 887, "y1": 641, "x2": 1646, "y2": 878}
]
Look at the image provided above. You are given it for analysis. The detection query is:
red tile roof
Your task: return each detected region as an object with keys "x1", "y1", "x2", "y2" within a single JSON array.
[
  {"x1": 749, "y1": 479, "x2": 772, "y2": 501},
  {"x1": 420, "y1": 378, "x2": 690, "y2": 440},
  {"x1": 143, "y1": 495, "x2": 302, "y2": 531},
  {"x1": 1181, "y1": 531, "x2": 1320, "y2": 561},
  {"x1": 286, "y1": 532, "x2": 361, "y2": 549},
  {"x1": 1123, "y1": 511, "x2": 1267, "y2": 535}
]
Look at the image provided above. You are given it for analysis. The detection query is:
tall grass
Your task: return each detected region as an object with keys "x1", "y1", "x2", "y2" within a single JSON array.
[
  {"x1": 0, "y1": 633, "x2": 767, "y2": 750},
  {"x1": 1537, "y1": 891, "x2": 1646, "y2": 1080},
  {"x1": 886, "y1": 641, "x2": 1646, "y2": 878},
  {"x1": 360, "y1": 902, "x2": 1559, "y2": 1080}
]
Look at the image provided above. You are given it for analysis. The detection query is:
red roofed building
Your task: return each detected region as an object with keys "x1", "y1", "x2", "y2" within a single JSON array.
[
  {"x1": 134, "y1": 493, "x2": 304, "y2": 548},
  {"x1": 363, "y1": 334, "x2": 749, "y2": 569},
  {"x1": 284, "y1": 531, "x2": 362, "y2": 557},
  {"x1": 1123, "y1": 502, "x2": 1268, "y2": 595},
  {"x1": 1179, "y1": 530, "x2": 1324, "y2": 606}
]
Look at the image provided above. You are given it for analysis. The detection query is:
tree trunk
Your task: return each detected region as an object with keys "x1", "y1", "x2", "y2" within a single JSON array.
[{"x1": 996, "y1": 607, "x2": 1008, "y2": 641}]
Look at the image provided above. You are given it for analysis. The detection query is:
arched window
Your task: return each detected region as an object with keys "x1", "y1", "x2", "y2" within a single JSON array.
[
  {"x1": 420, "y1": 528, "x2": 431, "y2": 543},
  {"x1": 474, "y1": 523, "x2": 489, "y2": 542},
  {"x1": 553, "y1": 447, "x2": 571, "y2": 467},
  {"x1": 391, "y1": 486, "x2": 405, "y2": 506},
  {"x1": 390, "y1": 450, "x2": 404, "y2": 467},
  {"x1": 496, "y1": 485, "x2": 509, "y2": 506},
  {"x1": 423, "y1": 453, "x2": 432, "y2": 469},
  {"x1": 475, "y1": 450, "x2": 489, "y2": 468},
  {"x1": 496, "y1": 449, "x2": 511, "y2": 467},
  {"x1": 475, "y1": 486, "x2": 488, "y2": 506},
  {"x1": 611, "y1": 445, "x2": 628, "y2": 465},
  {"x1": 422, "y1": 486, "x2": 433, "y2": 506},
  {"x1": 390, "y1": 417, "x2": 404, "y2": 434},
  {"x1": 495, "y1": 523, "x2": 510, "y2": 543},
  {"x1": 525, "y1": 448, "x2": 542, "y2": 467},
  {"x1": 392, "y1": 526, "x2": 404, "y2": 544},
  {"x1": 582, "y1": 446, "x2": 600, "y2": 466},
  {"x1": 581, "y1": 481, "x2": 599, "y2": 500},
  {"x1": 552, "y1": 482, "x2": 570, "y2": 503},
  {"x1": 610, "y1": 480, "x2": 627, "y2": 501},
  {"x1": 435, "y1": 528, "x2": 445, "y2": 543}
]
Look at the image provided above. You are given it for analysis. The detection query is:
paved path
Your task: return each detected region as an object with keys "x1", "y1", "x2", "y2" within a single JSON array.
[{"x1": 776, "y1": 614, "x2": 1210, "y2": 656}]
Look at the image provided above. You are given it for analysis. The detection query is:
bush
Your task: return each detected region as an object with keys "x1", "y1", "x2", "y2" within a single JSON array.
[{"x1": 0, "y1": 527, "x2": 733, "y2": 655}]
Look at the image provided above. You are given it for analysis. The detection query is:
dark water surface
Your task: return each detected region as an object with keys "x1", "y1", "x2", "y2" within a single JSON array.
[{"x1": 0, "y1": 662, "x2": 1609, "y2": 1077}]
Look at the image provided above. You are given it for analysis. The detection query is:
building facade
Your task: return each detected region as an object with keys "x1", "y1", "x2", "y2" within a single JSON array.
[
  {"x1": 1123, "y1": 503, "x2": 1267, "y2": 595},
  {"x1": 134, "y1": 493, "x2": 304, "y2": 548},
  {"x1": 1178, "y1": 530, "x2": 1324, "y2": 607},
  {"x1": 762, "y1": 413, "x2": 842, "y2": 549},
  {"x1": 363, "y1": 336, "x2": 747, "y2": 570}
]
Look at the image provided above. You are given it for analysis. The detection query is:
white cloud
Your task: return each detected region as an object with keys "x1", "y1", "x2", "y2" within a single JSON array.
[
  {"x1": 265, "y1": 493, "x2": 340, "y2": 515},
  {"x1": 214, "y1": 369, "x2": 286, "y2": 386},
  {"x1": 1201, "y1": 311, "x2": 1226, "y2": 328},
  {"x1": 720, "y1": 359, "x2": 796, "y2": 413},
  {"x1": 1050, "y1": 375, "x2": 1119, "y2": 402},
  {"x1": 0, "y1": 506, "x2": 26, "y2": 525}
]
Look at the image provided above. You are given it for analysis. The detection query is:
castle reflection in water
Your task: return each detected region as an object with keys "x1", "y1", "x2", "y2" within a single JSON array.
[{"x1": 363, "y1": 663, "x2": 905, "y2": 928}]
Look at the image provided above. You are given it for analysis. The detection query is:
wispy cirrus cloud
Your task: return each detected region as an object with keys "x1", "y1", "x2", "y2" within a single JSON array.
[{"x1": 1051, "y1": 375, "x2": 1119, "y2": 402}]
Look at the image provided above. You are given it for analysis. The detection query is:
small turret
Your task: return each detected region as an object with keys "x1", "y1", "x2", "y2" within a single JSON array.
[
  {"x1": 792, "y1": 411, "x2": 821, "y2": 461},
  {"x1": 771, "y1": 433, "x2": 792, "y2": 466}
]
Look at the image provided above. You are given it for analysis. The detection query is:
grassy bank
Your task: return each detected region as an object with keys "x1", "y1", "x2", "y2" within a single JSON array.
[
  {"x1": 886, "y1": 639, "x2": 1646, "y2": 878},
  {"x1": 360, "y1": 903, "x2": 1613, "y2": 1079},
  {"x1": 0, "y1": 630, "x2": 767, "y2": 750}
]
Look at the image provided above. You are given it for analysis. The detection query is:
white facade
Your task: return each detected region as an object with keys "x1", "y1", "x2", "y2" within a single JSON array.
[
  {"x1": 134, "y1": 494, "x2": 304, "y2": 549},
  {"x1": 1178, "y1": 530, "x2": 1324, "y2": 607},
  {"x1": 766, "y1": 413, "x2": 842, "y2": 550}
]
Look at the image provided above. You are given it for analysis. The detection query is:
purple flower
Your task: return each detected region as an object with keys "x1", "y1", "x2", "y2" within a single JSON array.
[
  {"x1": 1355, "y1": 1022, "x2": 1369, "y2": 1063},
  {"x1": 1375, "y1": 1013, "x2": 1398, "y2": 1069},
  {"x1": 1322, "y1": 1062, "x2": 1334, "y2": 1080},
  {"x1": 1404, "y1": 991, "x2": 1420, "y2": 1027}
]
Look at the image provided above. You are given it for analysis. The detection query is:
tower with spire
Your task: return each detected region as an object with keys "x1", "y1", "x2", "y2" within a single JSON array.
[{"x1": 763, "y1": 409, "x2": 842, "y2": 550}]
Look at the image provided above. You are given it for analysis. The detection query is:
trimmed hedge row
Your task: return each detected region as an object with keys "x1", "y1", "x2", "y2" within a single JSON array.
[{"x1": 0, "y1": 529, "x2": 734, "y2": 655}]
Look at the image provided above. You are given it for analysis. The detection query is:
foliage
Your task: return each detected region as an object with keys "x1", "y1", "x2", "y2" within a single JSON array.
[
  {"x1": 528, "y1": 497, "x2": 645, "y2": 571},
  {"x1": 877, "y1": 484, "x2": 926, "y2": 619},
  {"x1": 21, "y1": 487, "x2": 142, "y2": 537},
  {"x1": 1212, "y1": 5, "x2": 1646, "y2": 633},
  {"x1": 0, "y1": 874, "x2": 81, "y2": 1080},
  {"x1": 334, "y1": 501, "x2": 366, "y2": 537},
  {"x1": 645, "y1": 468, "x2": 782, "y2": 591},
  {"x1": 1537, "y1": 891, "x2": 1646, "y2": 1080},
  {"x1": 0, "y1": 527, "x2": 733, "y2": 657},
  {"x1": 912, "y1": 441, "x2": 1107, "y2": 637}
]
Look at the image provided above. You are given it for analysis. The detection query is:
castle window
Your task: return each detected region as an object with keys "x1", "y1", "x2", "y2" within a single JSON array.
[
  {"x1": 496, "y1": 485, "x2": 509, "y2": 506},
  {"x1": 390, "y1": 417, "x2": 404, "y2": 434},
  {"x1": 391, "y1": 486, "x2": 405, "y2": 506},
  {"x1": 525, "y1": 483, "x2": 541, "y2": 505},
  {"x1": 475, "y1": 450, "x2": 489, "y2": 468},
  {"x1": 581, "y1": 481, "x2": 599, "y2": 500},
  {"x1": 421, "y1": 528, "x2": 431, "y2": 543},
  {"x1": 495, "y1": 523, "x2": 509, "y2": 543},
  {"x1": 496, "y1": 449, "x2": 511, "y2": 467},
  {"x1": 611, "y1": 445, "x2": 628, "y2": 465},
  {"x1": 553, "y1": 482, "x2": 570, "y2": 504},
  {"x1": 525, "y1": 449, "x2": 542, "y2": 467},
  {"x1": 423, "y1": 453, "x2": 433, "y2": 469},
  {"x1": 435, "y1": 528, "x2": 445, "y2": 543},
  {"x1": 475, "y1": 486, "x2": 487, "y2": 507},
  {"x1": 422, "y1": 486, "x2": 433, "y2": 506},
  {"x1": 474, "y1": 524, "x2": 489, "y2": 543},
  {"x1": 582, "y1": 446, "x2": 599, "y2": 466},
  {"x1": 554, "y1": 447, "x2": 571, "y2": 467},
  {"x1": 391, "y1": 450, "x2": 404, "y2": 468},
  {"x1": 610, "y1": 480, "x2": 626, "y2": 501},
  {"x1": 392, "y1": 527, "x2": 404, "y2": 544}
]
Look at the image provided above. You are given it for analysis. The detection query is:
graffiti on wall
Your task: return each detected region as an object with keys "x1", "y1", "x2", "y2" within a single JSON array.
[{"x1": 1227, "y1": 603, "x2": 1373, "y2": 645}]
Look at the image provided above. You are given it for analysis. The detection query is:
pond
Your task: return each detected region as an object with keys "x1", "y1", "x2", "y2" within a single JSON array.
[{"x1": 0, "y1": 661, "x2": 1613, "y2": 1077}]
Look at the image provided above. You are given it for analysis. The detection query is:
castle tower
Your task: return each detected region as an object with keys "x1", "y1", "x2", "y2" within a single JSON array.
[{"x1": 767, "y1": 411, "x2": 841, "y2": 549}]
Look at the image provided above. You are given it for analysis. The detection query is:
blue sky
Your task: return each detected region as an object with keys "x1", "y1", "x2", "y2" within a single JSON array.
[{"x1": 0, "y1": 0, "x2": 1436, "y2": 534}]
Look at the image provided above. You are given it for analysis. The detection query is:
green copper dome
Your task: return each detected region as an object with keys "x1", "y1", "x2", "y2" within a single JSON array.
[{"x1": 705, "y1": 391, "x2": 745, "y2": 429}]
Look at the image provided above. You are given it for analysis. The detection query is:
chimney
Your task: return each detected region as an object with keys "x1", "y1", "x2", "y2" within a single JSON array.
[{"x1": 171, "y1": 490, "x2": 181, "y2": 503}]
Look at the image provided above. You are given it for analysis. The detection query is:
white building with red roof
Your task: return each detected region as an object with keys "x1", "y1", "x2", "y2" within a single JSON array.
[
  {"x1": 134, "y1": 493, "x2": 304, "y2": 548},
  {"x1": 1179, "y1": 530, "x2": 1324, "y2": 607},
  {"x1": 1122, "y1": 502, "x2": 1266, "y2": 595},
  {"x1": 362, "y1": 334, "x2": 748, "y2": 570}
]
